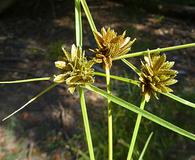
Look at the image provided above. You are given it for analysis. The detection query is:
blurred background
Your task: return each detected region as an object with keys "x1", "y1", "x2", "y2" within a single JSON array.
[{"x1": 0, "y1": 0, "x2": 195, "y2": 159}]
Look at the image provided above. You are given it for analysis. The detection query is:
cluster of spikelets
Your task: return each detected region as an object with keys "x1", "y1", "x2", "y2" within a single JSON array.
[
  {"x1": 54, "y1": 27, "x2": 178, "y2": 100},
  {"x1": 54, "y1": 27, "x2": 135, "y2": 93},
  {"x1": 90, "y1": 27, "x2": 136, "y2": 68},
  {"x1": 139, "y1": 53, "x2": 178, "y2": 102},
  {"x1": 54, "y1": 44, "x2": 94, "y2": 94}
]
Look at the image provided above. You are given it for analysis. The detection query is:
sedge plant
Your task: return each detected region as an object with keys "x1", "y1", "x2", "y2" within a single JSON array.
[{"x1": 1, "y1": 0, "x2": 195, "y2": 159}]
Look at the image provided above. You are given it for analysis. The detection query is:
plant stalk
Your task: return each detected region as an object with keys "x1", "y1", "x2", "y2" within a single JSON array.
[
  {"x1": 79, "y1": 87, "x2": 95, "y2": 160},
  {"x1": 127, "y1": 97, "x2": 146, "y2": 160},
  {"x1": 105, "y1": 66, "x2": 113, "y2": 160}
]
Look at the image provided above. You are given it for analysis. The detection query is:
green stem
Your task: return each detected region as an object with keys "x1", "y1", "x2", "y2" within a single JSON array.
[
  {"x1": 105, "y1": 66, "x2": 113, "y2": 160},
  {"x1": 79, "y1": 87, "x2": 95, "y2": 160},
  {"x1": 80, "y1": 0, "x2": 97, "y2": 32},
  {"x1": 127, "y1": 97, "x2": 146, "y2": 160},
  {"x1": 75, "y1": 0, "x2": 83, "y2": 47},
  {"x1": 113, "y1": 43, "x2": 195, "y2": 60},
  {"x1": 2, "y1": 83, "x2": 57, "y2": 121},
  {"x1": 0, "y1": 77, "x2": 51, "y2": 84}
]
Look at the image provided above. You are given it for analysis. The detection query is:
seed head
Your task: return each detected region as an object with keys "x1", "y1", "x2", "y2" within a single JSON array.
[
  {"x1": 54, "y1": 44, "x2": 95, "y2": 94},
  {"x1": 90, "y1": 27, "x2": 136, "y2": 68},
  {"x1": 139, "y1": 53, "x2": 178, "y2": 102}
]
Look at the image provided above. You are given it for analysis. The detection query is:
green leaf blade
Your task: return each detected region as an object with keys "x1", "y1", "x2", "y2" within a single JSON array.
[
  {"x1": 79, "y1": 87, "x2": 95, "y2": 160},
  {"x1": 0, "y1": 77, "x2": 51, "y2": 84},
  {"x1": 113, "y1": 43, "x2": 195, "y2": 60},
  {"x1": 162, "y1": 92, "x2": 195, "y2": 109},
  {"x1": 138, "y1": 132, "x2": 154, "y2": 160},
  {"x1": 80, "y1": 0, "x2": 97, "y2": 32},
  {"x1": 94, "y1": 72, "x2": 140, "y2": 86},
  {"x1": 2, "y1": 83, "x2": 57, "y2": 121},
  {"x1": 85, "y1": 85, "x2": 195, "y2": 141}
]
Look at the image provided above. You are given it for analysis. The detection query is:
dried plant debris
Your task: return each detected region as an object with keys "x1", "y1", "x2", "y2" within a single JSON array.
[
  {"x1": 139, "y1": 53, "x2": 178, "y2": 102},
  {"x1": 90, "y1": 27, "x2": 136, "y2": 68},
  {"x1": 54, "y1": 44, "x2": 95, "y2": 94}
]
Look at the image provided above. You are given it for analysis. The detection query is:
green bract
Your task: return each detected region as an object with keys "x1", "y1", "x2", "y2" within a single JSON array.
[
  {"x1": 90, "y1": 27, "x2": 136, "y2": 68},
  {"x1": 54, "y1": 44, "x2": 95, "y2": 94},
  {"x1": 139, "y1": 53, "x2": 178, "y2": 102}
]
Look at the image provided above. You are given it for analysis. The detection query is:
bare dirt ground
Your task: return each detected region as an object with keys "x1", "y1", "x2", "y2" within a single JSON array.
[{"x1": 0, "y1": 0, "x2": 195, "y2": 159}]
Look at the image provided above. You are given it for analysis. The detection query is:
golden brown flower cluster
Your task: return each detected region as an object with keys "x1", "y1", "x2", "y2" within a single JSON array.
[
  {"x1": 54, "y1": 44, "x2": 94, "y2": 94},
  {"x1": 90, "y1": 27, "x2": 136, "y2": 68},
  {"x1": 139, "y1": 53, "x2": 178, "y2": 102}
]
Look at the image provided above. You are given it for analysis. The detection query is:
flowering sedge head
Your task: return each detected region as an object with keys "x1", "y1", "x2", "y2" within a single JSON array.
[
  {"x1": 139, "y1": 53, "x2": 178, "y2": 102},
  {"x1": 54, "y1": 44, "x2": 95, "y2": 94},
  {"x1": 90, "y1": 27, "x2": 136, "y2": 69}
]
